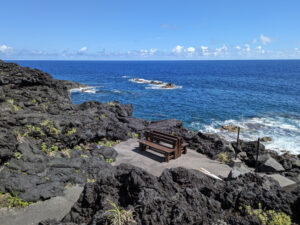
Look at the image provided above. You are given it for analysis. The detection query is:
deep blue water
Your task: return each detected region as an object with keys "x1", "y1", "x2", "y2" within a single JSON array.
[{"x1": 11, "y1": 60, "x2": 300, "y2": 154}]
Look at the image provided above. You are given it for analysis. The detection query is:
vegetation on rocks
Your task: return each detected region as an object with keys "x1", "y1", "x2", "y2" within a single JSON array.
[
  {"x1": 241, "y1": 203, "x2": 291, "y2": 225},
  {"x1": 105, "y1": 199, "x2": 135, "y2": 225},
  {"x1": 217, "y1": 152, "x2": 230, "y2": 164},
  {"x1": 0, "y1": 191, "x2": 32, "y2": 208},
  {"x1": 0, "y1": 60, "x2": 299, "y2": 224}
]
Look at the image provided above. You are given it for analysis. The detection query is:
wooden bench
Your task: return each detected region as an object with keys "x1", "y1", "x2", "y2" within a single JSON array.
[{"x1": 138, "y1": 130, "x2": 188, "y2": 162}]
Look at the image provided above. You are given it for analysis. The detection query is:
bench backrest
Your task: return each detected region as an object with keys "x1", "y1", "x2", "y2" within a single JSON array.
[
  {"x1": 146, "y1": 131, "x2": 178, "y2": 148},
  {"x1": 145, "y1": 130, "x2": 180, "y2": 149},
  {"x1": 152, "y1": 130, "x2": 183, "y2": 143}
]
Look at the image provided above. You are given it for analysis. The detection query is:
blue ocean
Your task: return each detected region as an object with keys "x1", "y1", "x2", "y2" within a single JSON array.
[{"x1": 12, "y1": 60, "x2": 300, "y2": 154}]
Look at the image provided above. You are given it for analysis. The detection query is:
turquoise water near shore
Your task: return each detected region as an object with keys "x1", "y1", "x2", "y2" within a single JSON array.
[{"x1": 12, "y1": 60, "x2": 300, "y2": 154}]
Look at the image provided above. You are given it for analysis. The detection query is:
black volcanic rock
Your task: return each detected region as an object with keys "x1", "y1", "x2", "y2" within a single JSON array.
[
  {"x1": 0, "y1": 60, "x2": 146, "y2": 201},
  {"x1": 40, "y1": 165, "x2": 300, "y2": 225}
]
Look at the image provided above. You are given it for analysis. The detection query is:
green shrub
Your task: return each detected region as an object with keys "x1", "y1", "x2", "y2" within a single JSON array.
[
  {"x1": 87, "y1": 178, "x2": 96, "y2": 183},
  {"x1": 0, "y1": 191, "x2": 32, "y2": 208},
  {"x1": 97, "y1": 140, "x2": 120, "y2": 147},
  {"x1": 41, "y1": 142, "x2": 59, "y2": 155},
  {"x1": 81, "y1": 154, "x2": 89, "y2": 158},
  {"x1": 24, "y1": 125, "x2": 45, "y2": 137},
  {"x1": 6, "y1": 99, "x2": 14, "y2": 104},
  {"x1": 241, "y1": 203, "x2": 291, "y2": 225},
  {"x1": 217, "y1": 152, "x2": 230, "y2": 164},
  {"x1": 40, "y1": 120, "x2": 60, "y2": 135},
  {"x1": 105, "y1": 158, "x2": 114, "y2": 164},
  {"x1": 128, "y1": 132, "x2": 139, "y2": 139},
  {"x1": 67, "y1": 128, "x2": 77, "y2": 136},
  {"x1": 12, "y1": 104, "x2": 20, "y2": 111},
  {"x1": 41, "y1": 142, "x2": 47, "y2": 152},
  {"x1": 13, "y1": 152, "x2": 22, "y2": 160},
  {"x1": 74, "y1": 145, "x2": 82, "y2": 151},
  {"x1": 105, "y1": 199, "x2": 135, "y2": 225},
  {"x1": 107, "y1": 101, "x2": 115, "y2": 106}
]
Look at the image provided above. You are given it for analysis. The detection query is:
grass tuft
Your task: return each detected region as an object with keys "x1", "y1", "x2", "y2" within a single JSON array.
[{"x1": 105, "y1": 199, "x2": 135, "y2": 225}]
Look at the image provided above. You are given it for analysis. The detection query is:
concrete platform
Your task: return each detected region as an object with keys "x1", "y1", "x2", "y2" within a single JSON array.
[
  {"x1": 0, "y1": 185, "x2": 83, "y2": 225},
  {"x1": 113, "y1": 138, "x2": 232, "y2": 178}
]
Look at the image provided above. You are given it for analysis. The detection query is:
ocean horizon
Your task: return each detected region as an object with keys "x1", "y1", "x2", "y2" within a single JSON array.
[{"x1": 10, "y1": 59, "x2": 300, "y2": 154}]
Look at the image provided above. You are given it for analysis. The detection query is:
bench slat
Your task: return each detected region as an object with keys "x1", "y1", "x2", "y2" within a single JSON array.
[{"x1": 139, "y1": 139, "x2": 175, "y2": 153}]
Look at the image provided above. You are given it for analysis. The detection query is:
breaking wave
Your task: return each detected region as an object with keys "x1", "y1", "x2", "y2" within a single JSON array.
[
  {"x1": 129, "y1": 78, "x2": 182, "y2": 90},
  {"x1": 70, "y1": 86, "x2": 97, "y2": 94},
  {"x1": 190, "y1": 114, "x2": 300, "y2": 155}
]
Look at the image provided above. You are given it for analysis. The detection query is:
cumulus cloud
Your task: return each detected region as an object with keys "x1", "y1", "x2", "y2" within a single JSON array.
[
  {"x1": 200, "y1": 46, "x2": 210, "y2": 56},
  {"x1": 256, "y1": 45, "x2": 265, "y2": 54},
  {"x1": 184, "y1": 47, "x2": 195, "y2": 55},
  {"x1": 172, "y1": 45, "x2": 184, "y2": 54},
  {"x1": 244, "y1": 44, "x2": 251, "y2": 52},
  {"x1": 0, "y1": 44, "x2": 13, "y2": 54},
  {"x1": 139, "y1": 48, "x2": 158, "y2": 57},
  {"x1": 214, "y1": 45, "x2": 228, "y2": 56},
  {"x1": 260, "y1": 34, "x2": 272, "y2": 45},
  {"x1": 78, "y1": 46, "x2": 88, "y2": 54}
]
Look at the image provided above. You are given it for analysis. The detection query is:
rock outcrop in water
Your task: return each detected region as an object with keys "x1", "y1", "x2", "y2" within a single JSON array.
[{"x1": 0, "y1": 60, "x2": 299, "y2": 224}]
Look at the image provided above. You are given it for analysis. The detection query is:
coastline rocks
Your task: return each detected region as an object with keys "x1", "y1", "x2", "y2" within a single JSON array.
[
  {"x1": 227, "y1": 166, "x2": 252, "y2": 180},
  {"x1": 258, "y1": 157, "x2": 285, "y2": 173},
  {"x1": 41, "y1": 165, "x2": 300, "y2": 225},
  {"x1": 0, "y1": 60, "x2": 148, "y2": 201},
  {"x1": 220, "y1": 125, "x2": 239, "y2": 132},
  {"x1": 192, "y1": 132, "x2": 235, "y2": 159},
  {"x1": 261, "y1": 136, "x2": 272, "y2": 142}
]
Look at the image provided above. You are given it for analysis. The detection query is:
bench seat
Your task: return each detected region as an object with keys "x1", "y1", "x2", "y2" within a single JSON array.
[{"x1": 138, "y1": 139, "x2": 175, "y2": 153}]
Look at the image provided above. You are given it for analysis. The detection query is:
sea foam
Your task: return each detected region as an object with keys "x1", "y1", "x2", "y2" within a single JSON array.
[{"x1": 191, "y1": 115, "x2": 300, "y2": 155}]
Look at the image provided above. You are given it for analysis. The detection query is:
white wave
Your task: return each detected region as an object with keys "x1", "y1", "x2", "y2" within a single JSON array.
[
  {"x1": 112, "y1": 89, "x2": 121, "y2": 93},
  {"x1": 129, "y1": 77, "x2": 182, "y2": 90},
  {"x1": 145, "y1": 84, "x2": 183, "y2": 90},
  {"x1": 70, "y1": 86, "x2": 97, "y2": 94},
  {"x1": 129, "y1": 78, "x2": 152, "y2": 84},
  {"x1": 191, "y1": 115, "x2": 300, "y2": 155},
  {"x1": 122, "y1": 75, "x2": 130, "y2": 78}
]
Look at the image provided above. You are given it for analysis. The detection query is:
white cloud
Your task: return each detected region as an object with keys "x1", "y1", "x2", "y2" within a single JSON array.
[
  {"x1": 0, "y1": 44, "x2": 13, "y2": 54},
  {"x1": 244, "y1": 44, "x2": 251, "y2": 52},
  {"x1": 200, "y1": 46, "x2": 209, "y2": 56},
  {"x1": 172, "y1": 45, "x2": 184, "y2": 54},
  {"x1": 260, "y1": 34, "x2": 272, "y2": 45},
  {"x1": 295, "y1": 48, "x2": 300, "y2": 53},
  {"x1": 235, "y1": 46, "x2": 241, "y2": 50},
  {"x1": 185, "y1": 46, "x2": 195, "y2": 54},
  {"x1": 78, "y1": 46, "x2": 88, "y2": 54},
  {"x1": 256, "y1": 45, "x2": 265, "y2": 54}
]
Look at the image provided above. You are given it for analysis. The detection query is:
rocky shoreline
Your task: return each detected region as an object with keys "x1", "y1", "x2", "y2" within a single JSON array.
[{"x1": 0, "y1": 60, "x2": 299, "y2": 224}]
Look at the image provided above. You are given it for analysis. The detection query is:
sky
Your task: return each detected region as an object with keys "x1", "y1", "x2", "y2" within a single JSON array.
[{"x1": 1, "y1": 0, "x2": 300, "y2": 60}]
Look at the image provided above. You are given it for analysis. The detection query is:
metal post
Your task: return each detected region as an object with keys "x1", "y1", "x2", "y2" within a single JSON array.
[
  {"x1": 235, "y1": 127, "x2": 240, "y2": 159},
  {"x1": 255, "y1": 138, "x2": 260, "y2": 172}
]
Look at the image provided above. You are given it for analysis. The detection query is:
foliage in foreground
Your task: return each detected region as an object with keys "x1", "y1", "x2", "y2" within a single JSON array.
[
  {"x1": 105, "y1": 199, "x2": 135, "y2": 225},
  {"x1": 0, "y1": 192, "x2": 32, "y2": 208},
  {"x1": 217, "y1": 152, "x2": 230, "y2": 164},
  {"x1": 240, "y1": 203, "x2": 291, "y2": 225}
]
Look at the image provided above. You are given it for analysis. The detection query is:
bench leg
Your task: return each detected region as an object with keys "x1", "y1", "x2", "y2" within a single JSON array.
[
  {"x1": 165, "y1": 153, "x2": 170, "y2": 163},
  {"x1": 183, "y1": 146, "x2": 187, "y2": 154},
  {"x1": 139, "y1": 143, "x2": 146, "y2": 151}
]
